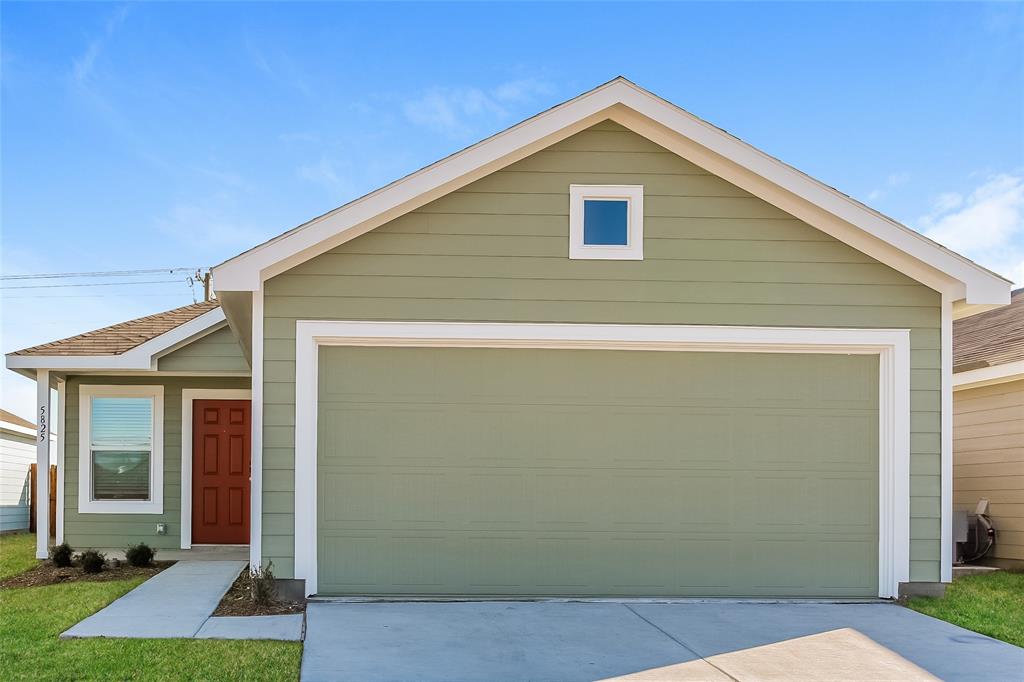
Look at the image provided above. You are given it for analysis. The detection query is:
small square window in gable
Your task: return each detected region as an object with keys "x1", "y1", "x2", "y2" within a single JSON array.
[
  {"x1": 569, "y1": 185, "x2": 643, "y2": 260},
  {"x1": 583, "y1": 199, "x2": 629, "y2": 245}
]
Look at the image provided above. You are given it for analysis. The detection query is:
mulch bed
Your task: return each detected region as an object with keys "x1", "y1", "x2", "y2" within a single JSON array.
[
  {"x1": 0, "y1": 560, "x2": 174, "y2": 589},
  {"x1": 213, "y1": 568, "x2": 306, "y2": 617}
]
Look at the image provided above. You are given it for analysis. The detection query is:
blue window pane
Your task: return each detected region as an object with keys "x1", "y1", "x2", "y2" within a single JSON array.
[{"x1": 583, "y1": 199, "x2": 628, "y2": 245}]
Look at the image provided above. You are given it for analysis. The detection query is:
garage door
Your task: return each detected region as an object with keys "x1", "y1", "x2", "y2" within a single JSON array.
[{"x1": 317, "y1": 346, "x2": 879, "y2": 597}]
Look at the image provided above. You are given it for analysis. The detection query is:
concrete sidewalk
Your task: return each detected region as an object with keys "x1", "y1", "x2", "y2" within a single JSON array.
[
  {"x1": 301, "y1": 601, "x2": 1024, "y2": 682},
  {"x1": 62, "y1": 561, "x2": 246, "y2": 639}
]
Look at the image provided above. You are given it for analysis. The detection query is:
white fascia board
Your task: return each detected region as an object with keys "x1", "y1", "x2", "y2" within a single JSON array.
[
  {"x1": 5, "y1": 306, "x2": 227, "y2": 373},
  {"x1": 211, "y1": 78, "x2": 1010, "y2": 303},
  {"x1": 0, "y1": 421, "x2": 37, "y2": 437},
  {"x1": 611, "y1": 90, "x2": 1010, "y2": 304},
  {"x1": 213, "y1": 85, "x2": 622, "y2": 290},
  {"x1": 952, "y1": 359, "x2": 1024, "y2": 390},
  {"x1": 952, "y1": 300, "x2": 1009, "y2": 321}
]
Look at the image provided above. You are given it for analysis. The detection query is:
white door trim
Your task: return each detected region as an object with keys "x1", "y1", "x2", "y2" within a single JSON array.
[
  {"x1": 294, "y1": 320, "x2": 911, "y2": 598},
  {"x1": 180, "y1": 388, "x2": 253, "y2": 550}
]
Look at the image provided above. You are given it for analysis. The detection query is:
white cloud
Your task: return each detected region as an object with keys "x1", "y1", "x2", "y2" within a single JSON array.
[
  {"x1": 298, "y1": 157, "x2": 355, "y2": 197},
  {"x1": 866, "y1": 171, "x2": 912, "y2": 203},
  {"x1": 491, "y1": 78, "x2": 555, "y2": 103},
  {"x1": 244, "y1": 34, "x2": 314, "y2": 98},
  {"x1": 887, "y1": 172, "x2": 911, "y2": 187},
  {"x1": 402, "y1": 78, "x2": 555, "y2": 137},
  {"x1": 71, "y1": 4, "x2": 130, "y2": 85},
  {"x1": 918, "y1": 173, "x2": 1024, "y2": 284},
  {"x1": 154, "y1": 195, "x2": 270, "y2": 251}
]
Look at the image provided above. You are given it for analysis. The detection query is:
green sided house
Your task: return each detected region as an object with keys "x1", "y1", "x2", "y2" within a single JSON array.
[{"x1": 6, "y1": 78, "x2": 1012, "y2": 599}]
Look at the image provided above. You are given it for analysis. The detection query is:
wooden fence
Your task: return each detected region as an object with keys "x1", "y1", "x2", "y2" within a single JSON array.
[{"x1": 28, "y1": 464, "x2": 56, "y2": 537}]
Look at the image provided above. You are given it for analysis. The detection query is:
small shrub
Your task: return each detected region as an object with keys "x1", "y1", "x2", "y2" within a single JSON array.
[
  {"x1": 125, "y1": 542, "x2": 156, "y2": 567},
  {"x1": 78, "y1": 550, "x2": 106, "y2": 574},
  {"x1": 49, "y1": 543, "x2": 74, "y2": 568},
  {"x1": 249, "y1": 561, "x2": 278, "y2": 605}
]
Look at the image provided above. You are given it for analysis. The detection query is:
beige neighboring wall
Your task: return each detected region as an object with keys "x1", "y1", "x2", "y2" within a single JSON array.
[{"x1": 953, "y1": 379, "x2": 1024, "y2": 562}]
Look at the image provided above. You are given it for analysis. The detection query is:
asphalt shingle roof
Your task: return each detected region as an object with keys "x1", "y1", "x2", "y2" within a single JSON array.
[
  {"x1": 953, "y1": 288, "x2": 1024, "y2": 371},
  {"x1": 9, "y1": 301, "x2": 220, "y2": 357}
]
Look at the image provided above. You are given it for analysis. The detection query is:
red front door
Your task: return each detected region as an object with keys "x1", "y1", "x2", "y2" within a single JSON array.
[{"x1": 192, "y1": 400, "x2": 250, "y2": 544}]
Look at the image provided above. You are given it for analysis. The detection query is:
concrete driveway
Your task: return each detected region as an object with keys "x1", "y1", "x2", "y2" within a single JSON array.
[{"x1": 301, "y1": 601, "x2": 1023, "y2": 682}]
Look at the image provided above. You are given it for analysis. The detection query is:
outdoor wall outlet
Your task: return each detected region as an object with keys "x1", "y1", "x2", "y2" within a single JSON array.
[{"x1": 156, "y1": 523, "x2": 167, "y2": 535}]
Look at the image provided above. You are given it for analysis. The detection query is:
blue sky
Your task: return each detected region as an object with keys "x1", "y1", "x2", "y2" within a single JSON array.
[{"x1": 2, "y1": 1, "x2": 1022, "y2": 416}]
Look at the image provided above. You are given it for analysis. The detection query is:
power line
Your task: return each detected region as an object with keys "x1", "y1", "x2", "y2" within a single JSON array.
[
  {"x1": 0, "y1": 279, "x2": 184, "y2": 290},
  {"x1": 3, "y1": 293, "x2": 191, "y2": 300},
  {"x1": 0, "y1": 267, "x2": 204, "y2": 281}
]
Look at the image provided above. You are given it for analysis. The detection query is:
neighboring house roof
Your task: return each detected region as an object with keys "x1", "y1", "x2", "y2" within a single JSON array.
[
  {"x1": 954, "y1": 288, "x2": 1024, "y2": 370},
  {"x1": 5, "y1": 301, "x2": 231, "y2": 376},
  {"x1": 0, "y1": 409, "x2": 35, "y2": 430},
  {"x1": 10, "y1": 301, "x2": 220, "y2": 357},
  {"x1": 953, "y1": 288, "x2": 1024, "y2": 390},
  {"x1": 212, "y1": 77, "x2": 1010, "y2": 314}
]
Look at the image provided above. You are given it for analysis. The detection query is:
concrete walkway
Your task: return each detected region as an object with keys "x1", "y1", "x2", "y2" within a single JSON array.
[
  {"x1": 196, "y1": 614, "x2": 304, "y2": 640},
  {"x1": 301, "y1": 601, "x2": 1024, "y2": 682},
  {"x1": 63, "y1": 561, "x2": 246, "y2": 639}
]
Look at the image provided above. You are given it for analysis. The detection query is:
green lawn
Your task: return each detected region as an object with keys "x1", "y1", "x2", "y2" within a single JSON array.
[
  {"x1": 907, "y1": 570, "x2": 1024, "y2": 648},
  {"x1": 0, "y1": 533, "x2": 38, "y2": 579},
  {"x1": 0, "y1": 534, "x2": 302, "y2": 681}
]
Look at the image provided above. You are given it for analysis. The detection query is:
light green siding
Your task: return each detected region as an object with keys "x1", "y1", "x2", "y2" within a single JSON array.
[
  {"x1": 63, "y1": 375, "x2": 250, "y2": 550},
  {"x1": 263, "y1": 121, "x2": 942, "y2": 582},
  {"x1": 157, "y1": 326, "x2": 249, "y2": 373},
  {"x1": 318, "y1": 347, "x2": 879, "y2": 597}
]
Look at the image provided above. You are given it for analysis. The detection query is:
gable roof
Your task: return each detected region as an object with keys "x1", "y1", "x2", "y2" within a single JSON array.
[
  {"x1": 954, "y1": 288, "x2": 1024, "y2": 371},
  {"x1": 0, "y1": 409, "x2": 35, "y2": 431},
  {"x1": 10, "y1": 301, "x2": 220, "y2": 357},
  {"x1": 212, "y1": 77, "x2": 1011, "y2": 311},
  {"x1": 5, "y1": 301, "x2": 234, "y2": 376}
]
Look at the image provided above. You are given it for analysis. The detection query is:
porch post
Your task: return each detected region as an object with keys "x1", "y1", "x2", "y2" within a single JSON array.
[{"x1": 35, "y1": 369, "x2": 51, "y2": 559}]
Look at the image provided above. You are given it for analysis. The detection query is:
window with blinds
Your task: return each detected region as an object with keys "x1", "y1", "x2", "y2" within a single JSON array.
[{"x1": 89, "y1": 397, "x2": 153, "y2": 501}]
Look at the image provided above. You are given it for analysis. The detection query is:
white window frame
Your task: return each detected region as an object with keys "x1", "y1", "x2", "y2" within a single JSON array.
[
  {"x1": 569, "y1": 184, "x2": 644, "y2": 260},
  {"x1": 78, "y1": 385, "x2": 164, "y2": 514},
  {"x1": 293, "y1": 320, "x2": 911, "y2": 598}
]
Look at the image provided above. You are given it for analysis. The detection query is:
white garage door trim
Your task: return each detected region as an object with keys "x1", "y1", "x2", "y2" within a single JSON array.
[{"x1": 293, "y1": 321, "x2": 911, "y2": 598}]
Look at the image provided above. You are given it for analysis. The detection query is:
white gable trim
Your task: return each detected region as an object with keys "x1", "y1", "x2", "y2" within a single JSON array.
[
  {"x1": 212, "y1": 78, "x2": 1009, "y2": 305},
  {"x1": 953, "y1": 359, "x2": 1024, "y2": 391},
  {"x1": 5, "y1": 306, "x2": 227, "y2": 375}
]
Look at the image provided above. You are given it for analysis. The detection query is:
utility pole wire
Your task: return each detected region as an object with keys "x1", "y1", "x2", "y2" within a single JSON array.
[
  {"x1": 0, "y1": 279, "x2": 184, "y2": 290},
  {"x1": 0, "y1": 267, "x2": 204, "y2": 281}
]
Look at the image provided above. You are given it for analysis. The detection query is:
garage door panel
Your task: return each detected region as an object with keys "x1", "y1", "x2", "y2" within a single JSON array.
[
  {"x1": 317, "y1": 346, "x2": 879, "y2": 596},
  {"x1": 817, "y1": 476, "x2": 877, "y2": 529},
  {"x1": 389, "y1": 472, "x2": 446, "y2": 525},
  {"x1": 675, "y1": 476, "x2": 734, "y2": 528},
  {"x1": 675, "y1": 539, "x2": 735, "y2": 588},
  {"x1": 390, "y1": 536, "x2": 447, "y2": 588},
  {"x1": 534, "y1": 474, "x2": 596, "y2": 526},
  {"x1": 816, "y1": 539, "x2": 878, "y2": 590},
  {"x1": 751, "y1": 539, "x2": 811, "y2": 588},
  {"x1": 320, "y1": 471, "x2": 379, "y2": 523},
  {"x1": 752, "y1": 476, "x2": 811, "y2": 527}
]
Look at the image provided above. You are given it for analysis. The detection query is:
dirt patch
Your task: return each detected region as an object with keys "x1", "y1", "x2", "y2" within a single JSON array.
[
  {"x1": 213, "y1": 568, "x2": 306, "y2": 617},
  {"x1": 0, "y1": 560, "x2": 173, "y2": 589}
]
